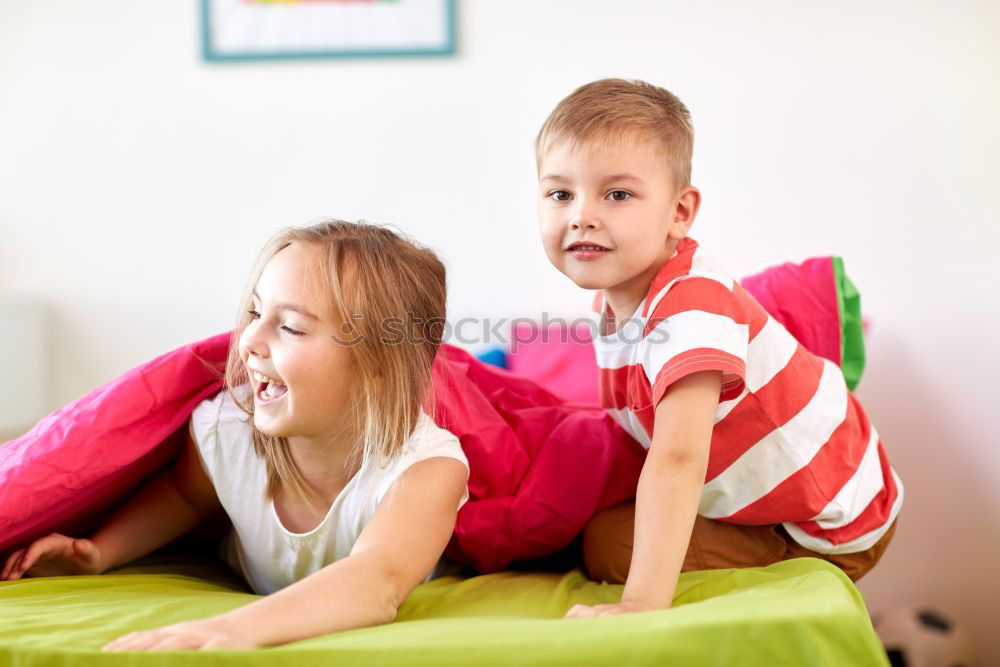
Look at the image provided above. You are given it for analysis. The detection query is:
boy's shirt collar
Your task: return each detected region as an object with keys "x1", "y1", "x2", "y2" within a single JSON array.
[
  {"x1": 590, "y1": 237, "x2": 700, "y2": 319},
  {"x1": 640, "y1": 236, "x2": 700, "y2": 318}
]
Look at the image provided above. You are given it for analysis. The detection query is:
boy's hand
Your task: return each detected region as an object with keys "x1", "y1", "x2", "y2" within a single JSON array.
[
  {"x1": 1, "y1": 533, "x2": 104, "y2": 580},
  {"x1": 101, "y1": 615, "x2": 258, "y2": 652},
  {"x1": 564, "y1": 599, "x2": 658, "y2": 619}
]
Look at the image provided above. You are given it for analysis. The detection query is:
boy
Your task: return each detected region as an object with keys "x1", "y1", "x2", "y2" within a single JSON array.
[{"x1": 535, "y1": 79, "x2": 902, "y2": 618}]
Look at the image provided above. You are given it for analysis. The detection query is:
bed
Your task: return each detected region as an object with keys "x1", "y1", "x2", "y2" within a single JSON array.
[{"x1": 0, "y1": 553, "x2": 888, "y2": 666}]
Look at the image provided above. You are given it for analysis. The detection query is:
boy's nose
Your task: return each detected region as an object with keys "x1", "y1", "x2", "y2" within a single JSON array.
[
  {"x1": 568, "y1": 200, "x2": 602, "y2": 231},
  {"x1": 569, "y1": 212, "x2": 601, "y2": 231}
]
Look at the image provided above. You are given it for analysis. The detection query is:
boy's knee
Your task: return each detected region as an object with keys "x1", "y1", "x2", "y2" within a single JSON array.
[
  {"x1": 836, "y1": 517, "x2": 899, "y2": 582},
  {"x1": 582, "y1": 503, "x2": 636, "y2": 584}
]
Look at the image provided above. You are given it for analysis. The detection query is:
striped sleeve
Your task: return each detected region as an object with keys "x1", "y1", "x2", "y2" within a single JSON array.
[{"x1": 641, "y1": 277, "x2": 750, "y2": 406}]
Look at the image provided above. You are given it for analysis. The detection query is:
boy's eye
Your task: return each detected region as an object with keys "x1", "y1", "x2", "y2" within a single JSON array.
[
  {"x1": 607, "y1": 190, "x2": 632, "y2": 201},
  {"x1": 548, "y1": 190, "x2": 572, "y2": 201}
]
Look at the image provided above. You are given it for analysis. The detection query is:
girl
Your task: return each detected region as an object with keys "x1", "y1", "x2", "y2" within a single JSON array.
[{"x1": 0, "y1": 221, "x2": 470, "y2": 651}]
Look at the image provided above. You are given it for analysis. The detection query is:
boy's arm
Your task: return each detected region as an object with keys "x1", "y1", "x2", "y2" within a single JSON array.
[
  {"x1": 622, "y1": 369, "x2": 720, "y2": 609},
  {"x1": 567, "y1": 370, "x2": 721, "y2": 617}
]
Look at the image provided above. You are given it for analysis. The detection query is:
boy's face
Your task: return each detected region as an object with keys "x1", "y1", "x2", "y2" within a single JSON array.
[{"x1": 537, "y1": 136, "x2": 692, "y2": 308}]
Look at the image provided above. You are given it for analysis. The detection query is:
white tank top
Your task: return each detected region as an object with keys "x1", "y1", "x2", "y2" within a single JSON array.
[{"x1": 189, "y1": 388, "x2": 469, "y2": 595}]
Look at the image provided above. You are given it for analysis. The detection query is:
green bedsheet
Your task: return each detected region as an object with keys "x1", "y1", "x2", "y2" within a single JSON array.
[{"x1": 0, "y1": 555, "x2": 888, "y2": 666}]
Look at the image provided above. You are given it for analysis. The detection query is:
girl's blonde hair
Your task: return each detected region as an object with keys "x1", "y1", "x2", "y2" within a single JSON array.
[
  {"x1": 224, "y1": 220, "x2": 447, "y2": 502},
  {"x1": 535, "y1": 78, "x2": 694, "y2": 192}
]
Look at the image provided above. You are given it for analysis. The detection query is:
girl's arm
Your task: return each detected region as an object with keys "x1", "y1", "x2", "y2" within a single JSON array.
[
  {"x1": 91, "y1": 421, "x2": 223, "y2": 572},
  {"x1": 102, "y1": 455, "x2": 468, "y2": 651},
  {"x1": 2, "y1": 420, "x2": 222, "y2": 579},
  {"x1": 225, "y1": 456, "x2": 468, "y2": 643}
]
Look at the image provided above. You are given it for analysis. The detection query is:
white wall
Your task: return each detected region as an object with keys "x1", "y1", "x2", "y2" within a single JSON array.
[{"x1": 2, "y1": 0, "x2": 998, "y2": 661}]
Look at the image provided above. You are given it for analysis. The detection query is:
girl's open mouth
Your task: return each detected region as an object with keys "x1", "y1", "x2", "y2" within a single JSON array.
[{"x1": 252, "y1": 370, "x2": 288, "y2": 404}]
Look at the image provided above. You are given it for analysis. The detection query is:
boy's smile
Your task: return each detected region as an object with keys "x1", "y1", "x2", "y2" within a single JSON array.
[
  {"x1": 537, "y1": 136, "x2": 700, "y2": 323},
  {"x1": 564, "y1": 239, "x2": 612, "y2": 260}
]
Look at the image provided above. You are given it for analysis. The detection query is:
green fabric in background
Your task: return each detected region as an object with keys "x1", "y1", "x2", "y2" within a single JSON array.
[
  {"x1": 0, "y1": 555, "x2": 888, "y2": 666},
  {"x1": 833, "y1": 256, "x2": 867, "y2": 391}
]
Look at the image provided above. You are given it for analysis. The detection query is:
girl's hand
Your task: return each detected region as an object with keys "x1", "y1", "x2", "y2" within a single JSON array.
[
  {"x1": 101, "y1": 616, "x2": 258, "y2": 652},
  {"x1": 564, "y1": 599, "x2": 658, "y2": 619},
  {"x1": 1, "y1": 533, "x2": 104, "y2": 580}
]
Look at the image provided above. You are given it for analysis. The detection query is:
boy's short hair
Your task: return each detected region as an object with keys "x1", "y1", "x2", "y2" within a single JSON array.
[{"x1": 535, "y1": 78, "x2": 694, "y2": 191}]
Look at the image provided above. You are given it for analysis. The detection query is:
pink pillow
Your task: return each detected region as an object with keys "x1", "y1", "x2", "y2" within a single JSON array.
[
  {"x1": 507, "y1": 322, "x2": 600, "y2": 406},
  {"x1": 506, "y1": 256, "x2": 854, "y2": 403}
]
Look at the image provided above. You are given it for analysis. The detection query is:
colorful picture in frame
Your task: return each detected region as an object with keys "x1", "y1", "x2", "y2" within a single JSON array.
[{"x1": 201, "y1": 0, "x2": 456, "y2": 62}]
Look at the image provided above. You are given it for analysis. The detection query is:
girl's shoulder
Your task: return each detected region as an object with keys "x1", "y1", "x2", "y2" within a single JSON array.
[
  {"x1": 190, "y1": 387, "x2": 251, "y2": 437},
  {"x1": 360, "y1": 412, "x2": 469, "y2": 513},
  {"x1": 189, "y1": 387, "x2": 255, "y2": 483},
  {"x1": 396, "y1": 411, "x2": 468, "y2": 470}
]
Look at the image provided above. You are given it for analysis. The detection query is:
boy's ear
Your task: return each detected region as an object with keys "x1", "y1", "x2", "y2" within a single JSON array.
[{"x1": 668, "y1": 186, "x2": 702, "y2": 240}]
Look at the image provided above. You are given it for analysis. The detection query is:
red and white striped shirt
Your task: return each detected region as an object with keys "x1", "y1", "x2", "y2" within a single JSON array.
[{"x1": 593, "y1": 238, "x2": 902, "y2": 554}]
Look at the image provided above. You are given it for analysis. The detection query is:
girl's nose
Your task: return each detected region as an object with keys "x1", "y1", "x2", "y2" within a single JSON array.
[{"x1": 239, "y1": 321, "x2": 269, "y2": 360}]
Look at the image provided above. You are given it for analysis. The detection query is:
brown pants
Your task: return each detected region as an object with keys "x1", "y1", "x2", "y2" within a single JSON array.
[{"x1": 583, "y1": 503, "x2": 897, "y2": 584}]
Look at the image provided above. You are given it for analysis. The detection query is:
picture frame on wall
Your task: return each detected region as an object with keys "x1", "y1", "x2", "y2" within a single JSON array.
[{"x1": 201, "y1": 0, "x2": 456, "y2": 62}]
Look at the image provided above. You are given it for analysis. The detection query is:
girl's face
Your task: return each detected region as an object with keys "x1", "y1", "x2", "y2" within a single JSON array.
[{"x1": 238, "y1": 243, "x2": 354, "y2": 444}]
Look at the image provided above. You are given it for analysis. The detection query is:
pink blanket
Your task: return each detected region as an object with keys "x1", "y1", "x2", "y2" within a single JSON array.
[
  {"x1": 0, "y1": 335, "x2": 643, "y2": 572},
  {"x1": 0, "y1": 256, "x2": 853, "y2": 572}
]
